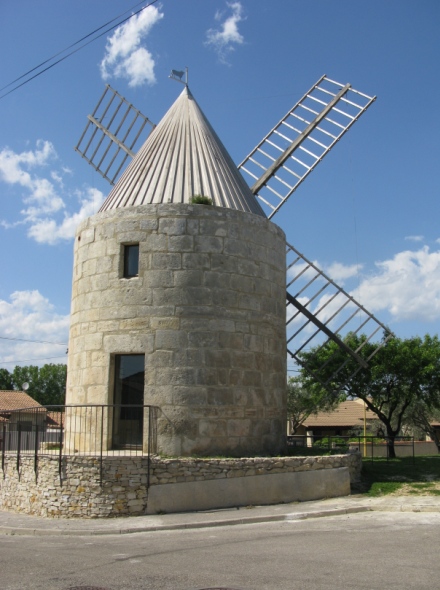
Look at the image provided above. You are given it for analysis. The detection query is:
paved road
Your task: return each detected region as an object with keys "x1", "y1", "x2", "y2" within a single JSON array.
[{"x1": 1, "y1": 508, "x2": 439, "y2": 590}]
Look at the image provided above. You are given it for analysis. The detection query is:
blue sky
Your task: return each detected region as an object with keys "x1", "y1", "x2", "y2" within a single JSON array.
[{"x1": 0, "y1": 0, "x2": 439, "y2": 368}]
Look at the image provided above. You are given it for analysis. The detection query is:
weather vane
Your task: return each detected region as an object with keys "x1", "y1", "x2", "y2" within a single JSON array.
[{"x1": 169, "y1": 67, "x2": 188, "y2": 86}]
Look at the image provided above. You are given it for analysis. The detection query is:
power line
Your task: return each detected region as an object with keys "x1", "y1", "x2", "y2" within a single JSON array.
[
  {"x1": 0, "y1": 355, "x2": 67, "y2": 366},
  {"x1": 0, "y1": 0, "x2": 147, "y2": 93},
  {"x1": 0, "y1": 336, "x2": 67, "y2": 346},
  {"x1": 0, "y1": 0, "x2": 160, "y2": 101}
]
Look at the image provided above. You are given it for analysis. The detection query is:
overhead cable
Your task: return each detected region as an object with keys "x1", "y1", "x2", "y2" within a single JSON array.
[
  {"x1": 0, "y1": 336, "x2": 67, "y2": 346},
  {"x1": 0, "y1": 355, "x2": 67, "y2": 366},
  {"x1": 0, "y1": 0, "x2": 159, "y2": 100}
]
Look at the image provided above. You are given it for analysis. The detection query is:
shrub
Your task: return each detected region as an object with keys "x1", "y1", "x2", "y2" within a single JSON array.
[
  {"x1": 313, "y1": 437, "x2": 348, "y2": 449},
  {"x1": 190, "y1": 195, "x2": 213, "y2": 205}
]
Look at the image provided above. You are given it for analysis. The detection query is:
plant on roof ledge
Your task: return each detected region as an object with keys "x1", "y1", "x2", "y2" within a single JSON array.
[{"x1": 190, "y1": 195, "x2": 213, "y2": 205}]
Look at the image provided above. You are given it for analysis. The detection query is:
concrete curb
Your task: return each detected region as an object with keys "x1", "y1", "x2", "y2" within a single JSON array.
[
  {"x1": 0, "y1": 507, "x2": 369, "y2": 537},
  {"x1": 0, "y1": 506, "x2": 415, "y2": 537},
  {"x1": 368, "y1": 504, "x2": 440, "y2": 513},
  {"x1": 1, "y1": 499, "x2": 440, "y2": 537}
]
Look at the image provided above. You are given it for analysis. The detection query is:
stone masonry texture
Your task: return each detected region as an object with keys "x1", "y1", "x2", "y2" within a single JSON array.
[
  {"x1": 0, "y1": 453, "x2": 362, "y2": 518},
  {"x1": 66, "y1": 204, "x2": 287, "y2": 457}
]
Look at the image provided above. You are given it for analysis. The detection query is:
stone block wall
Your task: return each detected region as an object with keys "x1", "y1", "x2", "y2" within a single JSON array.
[
  {"x1": 66, "y1": 203, "x2": 287, "y2": 457},
  {"x1": 0, "y1": 453, "x2": 362, "y2": 518}
]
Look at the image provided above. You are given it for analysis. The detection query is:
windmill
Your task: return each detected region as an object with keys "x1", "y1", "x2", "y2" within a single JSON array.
[{"x1": 75, "y1": 73, "x2": 392, "y2": 396}]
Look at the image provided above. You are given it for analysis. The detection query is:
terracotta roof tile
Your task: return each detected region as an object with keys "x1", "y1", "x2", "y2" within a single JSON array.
[
  {"x1": 46, "y1": 411, "x2": 64, "y2": 427},
  {"x1": 0, "y1": 390, "x2": 43, "y2": 411}
]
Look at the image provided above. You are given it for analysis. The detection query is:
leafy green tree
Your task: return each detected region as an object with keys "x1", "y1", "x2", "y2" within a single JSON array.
[
  {"x1": 11, "y1": 364, "x2": 67, "y2": 406},
  {"x1": 287, "y1": 376, "x2": 342, "y2": 434},
  {"x1": 297, "y1": 334, "x2": 440, "y2": 458},
  {"x1": 404, "y1": 404, "x2": 440, "y2": 453},
  {"x1": 0, "y1": 368, "x2": 14, "y2": 390},
  {"x1": 37, "y1": 364, "x2": 67, "y2": 405}
]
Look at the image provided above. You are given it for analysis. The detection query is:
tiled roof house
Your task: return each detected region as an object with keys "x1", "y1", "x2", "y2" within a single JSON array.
[
  {"x1": 0, "y1": 390, "x2": 45, "y2": 432},
  {"x1": 294, "y1": 399, "x2": 377, "y2": 437},
  {"x1": 0, "y1": 390, "x2": 43, "y2": 411}
]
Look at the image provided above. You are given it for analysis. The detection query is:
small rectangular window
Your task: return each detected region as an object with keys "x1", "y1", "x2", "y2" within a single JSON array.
[{"x1": 123, "y1": 244, "x2": 139, "y2": 278}]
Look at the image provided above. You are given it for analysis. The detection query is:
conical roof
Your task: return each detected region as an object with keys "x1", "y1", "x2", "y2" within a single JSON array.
[{"x1": 99, "y1": 86, "x2": 265, "y2": 216}]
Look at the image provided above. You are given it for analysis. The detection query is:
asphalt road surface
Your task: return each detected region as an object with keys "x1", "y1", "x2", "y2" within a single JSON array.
[{"x1": 1, "y1": 511, "x2": 439, "y2": 590}]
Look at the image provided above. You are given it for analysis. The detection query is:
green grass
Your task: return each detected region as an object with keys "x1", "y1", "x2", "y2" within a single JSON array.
[
  {"x1": 367, "y1": 482, "x2": 403, "y2": 496},
  {"x1": 358, "y1": 456, "x2": 440, "y2": 496}
]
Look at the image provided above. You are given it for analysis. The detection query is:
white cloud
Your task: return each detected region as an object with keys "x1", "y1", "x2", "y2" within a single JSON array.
[
  {"x1": 353, "y1": 246, "x2": 440, "y2": 322},
  {"x1": 100, "y1": 5, "x2": 164, "y2": 87},
  {"x1": 117, "y1": 47, "x2": 156, "y2": 88},
  {"x1": 50, "y1": 171, "x2": 64, "y2": 186},
  {"x1": 0, "y1": 219, "x2": 25, "y2": 230},
  {"x1": 286, "y1": 259, "x2": 318, "y2": 286},
  {"x1": 0, "y1": 140, "x2": 55, "y2": 184},
  {"x1": 205, "y1": 1, "x2": 245, "y2": 64},
  {"x1": 21, "y1": 177, "x2": 65, "y2": 220},
  {"x1": 405, "y1": 235, "x2": 424, "y2": 242},
  {"x1": 0, "y1": 291, "x2": 69, "y2": 368},
  {"x1": 0, "y1": 141, "x2": 64, "y2": 219},
  {"x1": 0, "y1": 142, "x2": 104, "y2": 245},
  {"x1": 27, "y1": 188, "x2": 105, "y2": 245},
  {"x1": 326, "y1": 262, "x2": 362, "y2": 284}
]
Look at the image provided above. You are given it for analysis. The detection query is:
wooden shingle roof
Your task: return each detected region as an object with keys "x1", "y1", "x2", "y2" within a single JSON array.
[{"x1": 99, "y1": 86, "x2": 265, "y2": 217}]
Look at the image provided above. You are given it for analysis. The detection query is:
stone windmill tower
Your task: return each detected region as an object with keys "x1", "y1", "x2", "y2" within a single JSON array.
[{"x1": 68, "y1": 73, "x2": 390, "y2": 457}]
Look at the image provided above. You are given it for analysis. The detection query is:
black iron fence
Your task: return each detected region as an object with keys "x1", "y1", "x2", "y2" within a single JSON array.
[
  {"x1": 0, "y1": 404, "x2": 159, "y2": 483},
  {"x1": 287, "y1": 434, "x2": 415, "y2": 461}
]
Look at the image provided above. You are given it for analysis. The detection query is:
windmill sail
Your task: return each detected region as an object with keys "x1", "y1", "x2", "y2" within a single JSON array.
[
  {"x1": 239, "y1": 75, "x2": 376, "y2": 219},
  {"x1": 286, "y1": 242, "x2": 393, "y2": 389},
  {"x1": 75, "y1": 85, "x2": 155, "y2": 185},
  {"x1": 238, "y1": 74, "x2": 391, "y2": 384}
]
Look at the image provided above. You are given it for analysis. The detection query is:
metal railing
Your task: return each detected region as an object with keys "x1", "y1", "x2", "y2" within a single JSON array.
[
  {"x1": 286, "y1": 435, "x2": 415, "y2": 461},
  {"x1": 0, "y1": 404, "x2": 159, "y2": 485}
]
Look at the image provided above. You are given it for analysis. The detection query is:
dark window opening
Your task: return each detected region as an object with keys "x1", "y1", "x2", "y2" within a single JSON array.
[
  {"x1": 16, "y1": 421, "x2": 33, "y2": 432},
  {"x1": 112, "y1": 354, "x2": 144, "y2": 449},
  {"x1": 123, "y1": 244, "x2": 139, "y2": 278}
]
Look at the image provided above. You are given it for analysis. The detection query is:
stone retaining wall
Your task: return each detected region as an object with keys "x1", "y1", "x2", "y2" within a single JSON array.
[{"x1": 0, "y1": 453, "x2": 361, "y2": 518}]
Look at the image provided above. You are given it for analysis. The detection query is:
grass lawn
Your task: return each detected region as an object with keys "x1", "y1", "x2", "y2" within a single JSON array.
[{"x1": 357, "y1": 456, "x2": 440, "y2": 496}]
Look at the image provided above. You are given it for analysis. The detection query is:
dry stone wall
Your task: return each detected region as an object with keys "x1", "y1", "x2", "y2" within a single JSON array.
[{"x1": 0, "y1": 453, "x2": 362, "y2": 518}]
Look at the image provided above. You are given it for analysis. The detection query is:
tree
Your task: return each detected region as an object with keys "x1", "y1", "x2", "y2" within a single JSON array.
[
  {"x1": 0, "y1": 368, "x2": 14, "y2": 390},
  {"x1": 287, "y1": 376, "x2": 342, "y2": 434},
  {"x1": 10, "y1": 364, "x2": 67, "y2": 406},
  {"x1": 297, "y1": 334, "x2": 440, "y2": 458},
  {"x1": 404, "y1": 404, "x2": 440, "y2": 453},
  {"x1": 36, "y1": 363, "x2": 67, "y2": 405}
]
